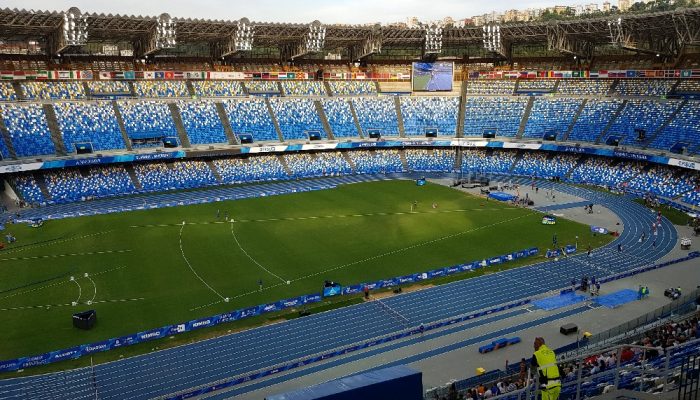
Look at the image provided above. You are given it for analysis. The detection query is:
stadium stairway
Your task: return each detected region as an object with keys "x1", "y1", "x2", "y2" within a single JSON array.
[
  {"x1": 323, "y1": 81, "x2": 333, "y2": 97},
  {"x1": 595, "y1": 100, "x2": 627, "y2": 144},
  {"x1": 565, "y1": 154, "x2": 588, "y2": 180},
  {"x1": 507, "y1": 150, "x2": 524, "y2": 173},
  {"x1": 348, "y1": 100, "x2": 365, "y2": 139},
  {"x1": 111, "y1": 101, "x2": 133, "y2": 151},
  {"x1": 185, "y1": 81, "x2": 195, "y2": 97},
  {"x1": 607, "y1": 79, "x2": 620, "y2": 95},
  {"x1": 552, "y1": 79, "x2": 562, "y2": 92},
  {"x1": 41, "y1": 104, "x2": 67, "y2": 156},
  {"x1": 341, "y1": 151, "x2": 357, "y2": 172},
  {"x1": 31, "y1": 171, "x2": 51, "y2": 200},
  {"x1": 456, "y1": 82, "x2": 468, "y2": 138},
  {"x1": 454, "y1": 148, "x2": 463, "y2": 171},
  {"x1": 278, "y1": 154, "x2": 293, "y2": 176},
  {"x1": 265, "y1": 98, "x2": 285, "y2": 142},
  {"x1": 515, "y1": 97, "x2": 535, "y2": 139},
  {"x1": 642, "y1": 99, "x2": 687, "y2": 149},
  {"x1": 314, "y1": 100, "x2": 335, "y2": 140},
  {"x1": 394, "y1": 97, "x2": 406, "y2": 137},
  {"x1": 276, "y1": 81, "x2": 285, "y2": 97},
  {"x1": 81, "y1": 82, "x2": 91, "y2": 100},
  {"x1": 11, "y1": 81, "x2": 24, "y2": 101},
  {"x1": 167, "y1": 102, "x2": 192, "y2": 148},
  {"x1": 205, "y1": 160, "x2": 223, "y2": 183},
  {"x1": 0, "y1": 112, "x2": 18, "y2": 159},
  {"x1": 561, "y1": 99, "x2": 588, "y2": 141},
  {"x1": 399, "y1": 149, "x2": 409, "y2": 171},
  {"x1": 214, "y1": 102, "x2": 238, "y2": 145},
  {"x1": 124, "y1": 164, "x2": 143, "y2": 190},
  {"x1": 128, "y1": 82, "x2": 137, "y2": 97}
]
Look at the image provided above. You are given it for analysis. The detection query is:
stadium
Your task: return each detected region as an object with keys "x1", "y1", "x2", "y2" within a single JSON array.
[{"x1": 0, "y1": 2, "x2": 699, "y2": 399}]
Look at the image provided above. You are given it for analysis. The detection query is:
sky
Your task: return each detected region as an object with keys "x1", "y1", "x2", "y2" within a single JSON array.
[{"x1": 1, "y1": 0, "x2": 587, "y2": 24}]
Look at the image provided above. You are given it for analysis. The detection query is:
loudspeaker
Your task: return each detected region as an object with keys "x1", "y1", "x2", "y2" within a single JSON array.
[
  {"x1": 75, "y1": 142, "x2": 93, "y2": 154},
  {"x1": 367, "y1": 129, "x2": 381, "y2": 139},
  {"x1": 543, "y1": 130, "x2": 557, "y2": 141},
  {"x1": 606, "y1": 136, "x2": 620, "y2": 147},
  {"x1": 163, "y1": 137, "x2": 179, "y2": 148},
  {"x1": 307, "y1": 130, "x2": 322, "y2": 141},
  {"x1": 483, "y1": 128, "x2": 496, "y2": 139},
  {"x1": 635, "y1": 128, "x2": 646, "y2": 142},
  {"x1": 425, "y1": 128, "x2": 438, "y2": 138},
  {"x1": 560, "y1": 323, "x2": 578, "y2": 335},
  {"x1": 239, "y1": 134, "x2": 254, "y2": 144},
  {"x1": 73, "y1": 310, "x2": 97, "y2": 330}
]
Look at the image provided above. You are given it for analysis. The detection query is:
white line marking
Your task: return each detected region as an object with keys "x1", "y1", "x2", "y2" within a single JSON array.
[
  {"x1": 179, "y1": 224, "x2": 226, "y2": 301},
  {"x1": 85, "y1": 273, "x2": 97, "y2": 304},
  {"x1": 0, "y1": 230, "x2": 114, "y2": 256},
  {"x1": 71, "y1": 277, "x2": 81, "y2": 305},
  {"x1": 229, "y1": 223, "x2": 288, "y2": 285},
  {"x1": 0, "y1": 249, "x2": 132, "y2": 263},
  {"x1": 0, "y1": 297, "x2": 145, "y2": 312}
]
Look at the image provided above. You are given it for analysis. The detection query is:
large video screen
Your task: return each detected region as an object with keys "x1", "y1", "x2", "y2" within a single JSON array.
[{"x1": 412, "y1": 61, "x2": 454, "y2": 91}]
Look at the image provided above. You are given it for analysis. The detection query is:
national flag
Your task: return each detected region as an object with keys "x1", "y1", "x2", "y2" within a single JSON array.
[
  {"x1": 123, "y1": 71, "x2": 135, "y2": 80},
  {"x1": 278, "y1": 72, "x2": 287, "y2": 79},
  {"x1": 81, "y1": 70, "x2": 93, "y2": 80},
  {"x1": 154, "y1": 71, "x2": 165, "y2": 79},
  {"x1": 589, "y1": 71, "x2": 599, "y2": 78},
  {"x1": 172, "y1": 72, "x2": 183, "y2": 79},
  {"x1": 144, "y1": 71, "x2": 155, "y2": 79},
  {"x1": 164, "y1": 71, "x2": 174, "y2": 79},
  {"x1": 99, "y1": 71, "x2": 113, "y2": 80},
  {"x1": 0, "y1": 71, "x2": 13, "y2": 80},
  {"x1": 681, "y1": 70, "x2": 692, "y2": 78}
]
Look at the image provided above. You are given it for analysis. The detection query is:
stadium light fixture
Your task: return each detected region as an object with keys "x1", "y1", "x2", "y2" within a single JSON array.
[
  {"x1": 62, "y1": 7, "x2": 88, "y2": 47},
  {"x1": 424, "y1": 24, "x2": 443, "y2": 54},
  {"x1": 155, "y1": 13, "x2": 177, "y2": 50}
]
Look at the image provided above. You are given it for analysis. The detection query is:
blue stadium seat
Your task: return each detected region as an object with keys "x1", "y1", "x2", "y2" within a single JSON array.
[
  {"x1": 213, "y1": 155, "x2": 290, "y2": 183},
  {"x1": 1, "y1": 103, "x2": 56, "y2": 157},
  {"x1": 117, "y1": 101, "x2": 177, "y2": 146},
  {"x1": 461, "y1": 149, "x2": 516, "y2": 174},
  {"x1": 21, "y1": 82, "x2": 85, "y2": 100},
  {"x1": 512, "y1": 152, "x2": 579, "y2": 179},
  {"x1": 269, "y1": 98, "x2": 325, "y2": 141},
  {"x1": 280, "y1": 81, "x2": 326, "y2": 96},
  {"x1": 400, "y1": 97, "x2": 459, "y2": 136},
  {"x1": 649, "y1": 101, "x2": 700, "y2": 151},
  {"x1": 177, "y1": 100, "x2": 228, "y2": 145},
  {"x1": 351, "y1": 98, "x2": 400, "y2": 136},
  {"x1": 54, "y1": 102, "x2": 126, "y2": 152},
  {"x1": 11, "y1": 174, "x2": 46, "y2": 204},
  {"x1": 348, "y1": 149, "x2": 404, "y2": 174},
  {"x1": 284, "y1": 152, "x2": 352, "y2": 178},
  {"x1": 321, "y1": 99, "x2": 359, "y2": 138},
  {"x1": 404, "y1": 149, "x2": 455, "y2": 172},
  {"x1": 463, "y1": 97, "x2": 527, "y2": 138},
  {"x1": 0, "y1": 82, "x2": 17, "y2": 101},
  {"x1": 465, "y1": 80, "x2": 515, "y2": 95},
  {"x1": 615, "y1": 79, "x2": 675, "y2": 97},
  {"x1": 605, "y1": 100, "x2": 682, "y2": 145},
  {"x1": 523, "y1": 98, "x2": 584, "y2": 139},
  {"x1": 222, "y1": 99, "x2": 279, "y2": 142},
  {"x1": 328, "y1": 81, "x2": 377, "y2": 96},
  {"x1": 44, "y1": 166, "x2": 136, "y2": 203},
  {"x1": 191, "y1": 81, "x2": 244, "y2": 97},
  {"x1": 133, "y1": 81, "x2": 188, "y2": 98},
  {"x1": 568, "y1": 99, "x2": 624, "y2": 143},
  {"x1": 134, "y1": 161, "x2": 217, "y2": 192}
]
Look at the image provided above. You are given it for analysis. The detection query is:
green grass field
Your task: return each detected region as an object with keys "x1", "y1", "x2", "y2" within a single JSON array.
[{"x1": 0, "y1": 180, "x2": 611, "y2": 372}]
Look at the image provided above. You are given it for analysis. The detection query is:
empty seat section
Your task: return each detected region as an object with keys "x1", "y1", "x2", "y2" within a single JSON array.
[
  {"x1": 512, "y1": 152, "x2": 578, "y2": 179},
  {"x1": 465, "y1": 80, "x2": 515, "y2": 95},
  {"x1": 400, "y1": 97, "x2": 458, "y2": 136},
  {"x1": 347, "y1": 149, "x2": 404, "y2": 174},
  {"x1": 191, "y1": 81, "x2": 244, "y2": 97},
  {"x1": 44, "y1": 166, "x2": 135, "y2": 203},
  {"x1": 649, "y1": 101, "x2": 700, "y2": 151},
  {"x1": 54, "y1": 102, "x2": 125, "y2": 151},
  {"x1": 20, "y1": 82, "x2": 85, "y2": 100},
  {"x1": 568, "y1": 99, "x2": 623, "y2": 142},
  {"x1": 117, "y1": 101, "x2": 176, "y2": 146},
  {"x1": 213, "y1": 156, "x2": 289, "y2": 183},
  {"x1": 328, "y1": 81, "x2": 377, "y2": 96},
  {"x1": 605, "y1": 100, "x2": 680, "y2": 145},
  {"x1": 570, "y1": 158, "x2": 643, "y2": 188},
  {"x1": 283, "y1": 152, "x2": 352, "y2": 177},
  {"x1": 460, "y1": 149, "x2": 516, "y2": 174},
  {"x1": 557, "y1": 79, "x2": 613, "y2": 95},
  {"x1": 10, "y1": 174, "x2": 45, "y2": 204},
  {"x1": 463, "y1": 97, "x2": 527, "y2": 138},
  {"x1": 86, "y1": 81, "x2": 130, "y2": 97},
  {"x1": 133, "y1": 81, "x2": 188, "y2": 98},
  {"x1": 404, "y1": 149, "x2": 455, "y2": 172},
  {"x1": 523, "y1": 98, "x2": 583, "y2": 139},
  {"x1": 0, "y1": 82, "x2": 17, "y2": 101},
  {"x1": 351, "y1": 98, "x2": 400, "y2": 136},
  {"x1": 627, "y1": 165, "x2": 696, "y2": 198},
  {"x1": 321, "y1": 99, "x2": 359, "y2": 138},
  {"x1": 0, "y1": 103, "x2": 55, "y2": 157},
  {"x1": 245, "y1": 81, "x2": 279, "y2": 94},
  {"x1": 134, "y1": 161, "x2": 217, "y2": 192},
  {"x1": 614, "y1": 79, "x2": 675, "y2": 97},
  {"x1": 280, "y1": 81, "x2": 325, "y2": 96},
  {"x1": 222, "y1": 99, "x2": 278, "y2": 142},
  {"x1": 177, "y1": 100, "x2": 227, "y2": 145},
  {"x1": 269, "y1": 98, "x2": 325, "y2": 141}
]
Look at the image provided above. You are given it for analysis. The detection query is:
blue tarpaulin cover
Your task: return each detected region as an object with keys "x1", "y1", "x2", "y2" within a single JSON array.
[{"x1": 488, "y1": 192, "x2": 516, "y2": 202}]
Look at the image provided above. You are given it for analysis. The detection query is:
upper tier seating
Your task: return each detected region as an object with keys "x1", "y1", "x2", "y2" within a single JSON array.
[
  {"x1": 512, "y1": 152, "x2": 579, "y2": 179},
  {"x1": 283, "y1": 152, "x2": 352, "y2": 177},
  {"x1": 117, "y1": 101, "x2": 177, "y2": 141},
  {"x1": 11, "y1": 174, "x2": 45, "y2": 204},
  {"x1": 523, "y1": 98, "x2": 584, "y2": 139},
  {"x1": 20, "y1": 82, "x2": 85, "y2": 100},
  {"x1": 44, "y1": 166, "x2": 135, "y2": 203},
  {"x1": 648, "y1": 101, "x2": 700, "y2": 152},
  {"x1": 53, "y1": 102, "x2": 126, "y2": 152},
  {"x1": 462, "y1": 97, "x2": 528, "y2": 138},
  {"x1": 134, "y1": 161, "x2": 217, "y2": 192},
  {"x1": 605, "y1": 100, "x2": 681, "y2": 145},
  {"x1": 269, "y1": 98, "x2": 326, "y2": 141},
  {"x1": 461, "y1": 149, "x2": 516, "y2": 174},
  {"x1": 245, "y1": 81, "x2": 280, "y2": 94},
  {"x1": 0, "y1": 82, "x2": 17, "y2": 101},
  {"x1": 348, "y1": 149, "x2": 404, "y2": 174},
  {"x1": 86, "y1": 81, "x2": 130, "y2": 96},
  {"x1": 404, "y1": 149, "x2": 455, "y2": 172},
  {"x1": 567, "y1": 99, "x2": 624, "y2": 143},
  {"x1": 327, "y1": 81, "x2": 377, "y2": 96},
  {"x1": 176, "y1": 100, "x2": 228, "y2": 145},
  {"x1": 280, "y1": 81, "x2": 326, "y2": 96},
  {"x1": 213, "y1": 156, "x2": 289, "y2": 184},
  {"x1": 557, "y1": 79, "x2": 613, "y2": 95},
  {"x1": 191, "y1": 81, "x2": 244, "y2": 97},
  {"x1": 516, "y1": 80, "x2": 557, "y2": 93},
  {"x1": 614, "y1": 79, "x2": 675, "y2": 97},
  {"x1": 465, "y1": 80, "x2": 515, "y2": 95},
  {"x1": 0, "y1": 103, "x2": 56, "y2": 157},
  {"x1": 400, "y1": 97, "x2": 459, "y2": 136},
  {"x1": 674, "y1": 80, "x2": 700, "y2": 94},
  {"x1": 320, "y1": 99, "x2": 359, "y2": 138},
  {"x1": 133, "y1": 81, "x2": 188, "y2": 98},
  {"x1": 222, "y1": 99, "x2": 278, "y2": 142},
  {"x1": 351, "y1": 98, "x2": 400, "y2": 136}
]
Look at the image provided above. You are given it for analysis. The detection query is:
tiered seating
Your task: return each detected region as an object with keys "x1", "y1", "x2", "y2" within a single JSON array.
[
  {"x1": 557, "y1": 79, "x2": 613, "y2": 95},
  {"x1": 176, "y1": 101, "x2": 227, "y2": 145},
  {"x1": 0, "y1": 82, "x2": 17, "y2": 101},
  {"x1": 117, "y1": 101, "x2": 176, "y2": 142},
  {"x1": 213, "y1": 156, "x2": 289, "y2": 184},
  {"x1": 133, "y1": 81, "x2": 188, "y2": 98},
  {"x1": 280, "y1": 81, "x2": 325, "y2": 96},
  {"x1": 567, "y1": 99, "x2": 624, "y2": 142},
  {"x1": 512, "y1": 152, "x2": 578, "y2": 178},
  {"x1": 86, "y1": 81, "x2": 130, "y2": 96},
  {"x1": 351, "y1": 98, "x2": 400, "y2": 136},
  {"x1": 626, "y1": 165, "x2": 696, "y2": 198},
  {"x1": 674, "y1": 80, "x2": 700, "y2": 94},
  {"x1": 682, "y1": 188, "x2": 700, "y2": 206},
  {"x1": 615, "y1": 79, "x2": 675, "y2": 97},
  {"x1": 605, "y1": 100, "x2": 681, "y2": 144},
  {"x1": 348, "y1": 149, "x2": 404, "y2": 174},
  {"x1": 648, "y1": 101, "x2": 700, "y2": 151},
  {"x1": 321, "y1": 99, "x2": 359, "y2": 138},
  {"x1": 43, "y1": 166, "x2": 135, "y2": 203},
  {"x1": 462, "y1": 97, "x2": 528, "y2": 138},
  {"x1": 269, "y1": 98, "x2": 325, "y2": 141},
  {"x1": 523, "y1": 98, "x2": 584, "y2": 139},
  {"x1": 327, "y1": 81, "x2": 377, "y2": 96},
  {"x1": 461, "y1": 149, "x2": 516, "y2": 174},
  {"x1": 245, "y1": 81, "x2": 279, "y2": 94},
  {"x1": 134, "y1": 161, "x2": 217, "y2": 192},
  {"x1": 465, "y1": 80, "x2": 515, "y2": 95},
  {"x1": 400, "y1": 97, "x2": 459, "y2": 136},
  {"x1": 404, "y1": 149, "x2": 455, "y2": 172},
  {"x1": 222, "y1": 99, "x2": 278, "y2": 142},
  {"x1": 191, "y1": 81, "x2": 244, "y2": 97},
  {"x1": 11, "y1": 174, "x2": 45, "y2": 204},
  {"x1": 516, "y1": 80, "x2": 557, "y2": 93},
  {"x1": 0, "y1": 103, "x2": 56, "y2": 157},
  {"x1": 569, "y1": 158, "x2": 643, "y2": 188},
  {"x1": 283, "y1": 152, "x2": 352, "y2": 177},
  {"x1": 20, "y1": 82, "x2": 85, "y2": 100},
  {"x1": 53, "y1": 102, "x2": 126, "y2": 151}
]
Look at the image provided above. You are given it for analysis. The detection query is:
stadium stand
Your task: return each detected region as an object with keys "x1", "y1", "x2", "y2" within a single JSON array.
[
  {"x1": 522, "y1": 98, "x2": 584, "y2": 139},
  {"x1": 134, "y1": 161, "x2": 217, "y2": 192},
  {"x1": 626, "y1": 165, "x2": 696, "y2": 199},
  {"x1": 53, "y1": 102, "x2": 126, "y2": 152},
  {"x1": 280, "y1": 81, "x2": 326, "y2": 96},
  {"x1": 464, "y1": 80, "x2": 515, "y2": 95},
  {"x1": 605, "y1": 99, "x2": 681, "y2": 145},
  {"x1": 674, "y1": 80, "x2": 700, "y2": 94},
  {"x1": 461, "y1": 149, "x2": 516, "y2": 174},
  {"x1": 569, "y1": 158, "x2": 644, "y2": 188},
  {"x1": 567, "y1": 99, "x2": 624, "y2": 143},
  {"x1": 221, "y1": 99, "x2": 279, "y2": 142},
  {"x1": 682, "y1": 187, "x2": 700, "y2": 206},
  {"x1": 0, "y1": 82, "x2": 17, "y2": 101},
  {"x1": 347, "y1": 149, "x2": 404, "y2": 174},
  {"x1": 269, "y1": 98, "x2": 326, "y2": 141},
  {"x1": 133, "y1": 81, "x2": 188, "y2": 98},
  {"x1": 648, "y1": 101, "x2": 700, "y2": 152},
  {"x1": 190, "y1": 81, "x2": 245, "y2": 97},
  {"x1": 511, "y1": 152, "x2": 579, "y2": 179},
  {"x1": 351, "y1": 97, "x2": 400, "y2": 136},
  {"x1": 404, "y1": 149, "x2": 455, "y2": 172},
  {"x1": 400, "y1": 96, "x2": 459, "y2": 136},
  {"x1": 117, "y1": 101, "x2": 177, "y2": 145},
  {"x1": 245, "y1": 81, "x2": 280, "y2": 94},
  {"x1": 213, "y1": 155, "x2": 289, "y2": 184},
  {"x1": 283, "y1": 152, "x2": 352, "y2": 177},
  {"x1": 10, "y1": 174, "x2": 46, "y2": 205},
  {"x1": 462, "y1": 97, "x2": 528, "y2": 138},
  {"x1": 556, "y1": 79, "x2": 613, "y2": 95},
  {"x1": 43, "y1": 166, "x2": 136, "y2": 203},
  {"x1": 320, "y1": 98, "x2": 360, "y2": 138},
  {"x1": 20, "y1": 82, "x2": 85, "y2": 100},
  {"x1": 176, "y1": 100, "x2": 228, "y2": 145},
  {"x1": 0, "y1": 103, "x2": 56, "y2": 157},
  {"x1": 327, "y1": 81, "x2": 377, "y2": 96},
  {"x1": 85, "y1": 81, "x2": 131, "y2": 96},
  {"x1": 614, "y1": 79, "x2": 676, "y2": 97},
  {"x1": 516, "y1": 79, "x2": 557, "y2": 93}
]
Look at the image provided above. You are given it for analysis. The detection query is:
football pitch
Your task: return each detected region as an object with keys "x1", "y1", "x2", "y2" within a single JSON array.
[{"x1": 0, "y1": 180, "x2": 609, "y2": 368}]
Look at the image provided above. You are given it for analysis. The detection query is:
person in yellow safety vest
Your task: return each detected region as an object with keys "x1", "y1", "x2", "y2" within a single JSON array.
[{"x1": 532, "y1": 337, "x2": 561, "y2": 400}]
